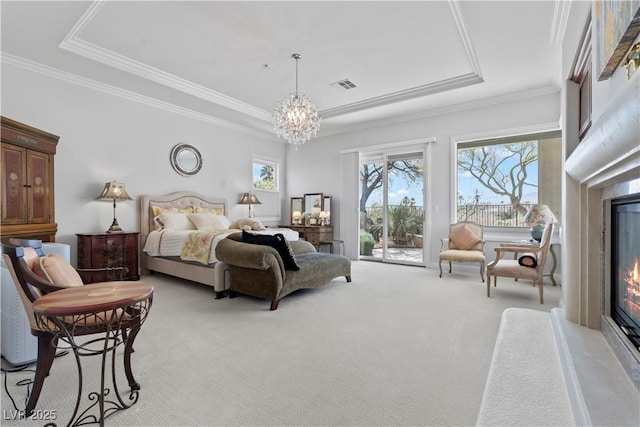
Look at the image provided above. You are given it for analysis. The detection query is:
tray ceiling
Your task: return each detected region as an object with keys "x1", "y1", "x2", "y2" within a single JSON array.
[{"x1": 1, "y1": 1, "x2": 565, "y2": 139}]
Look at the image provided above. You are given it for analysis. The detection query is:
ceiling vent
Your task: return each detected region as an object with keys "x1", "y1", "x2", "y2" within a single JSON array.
[{"x1": 330, "y1": 79, "x2": 357, "y2": 91}]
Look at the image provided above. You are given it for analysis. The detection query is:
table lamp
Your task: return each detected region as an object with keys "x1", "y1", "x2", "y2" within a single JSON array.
[
  {"x1": 238, "y1": 192, "x2": 261, "y2": 218},
  {"x1": 96, "y1": 181, "x2": 132, "y2": 233},
  {"x1": 523, "y1": 204, "x2": 557, "y2": 242},
  {"x1": 319, "y1": 211, "x2": 328, "y2": 226},
  {"x1": 292, "y1": 211, "x2": 302, "y2": 225}
]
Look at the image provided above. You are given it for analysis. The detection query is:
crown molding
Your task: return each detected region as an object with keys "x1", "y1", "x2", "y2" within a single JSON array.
[
  {"x1": 59, "y1": 0, "x2": 273, "y2": 123},
  {"x1": 2, "y1": 51, "x2": 560, "y2": 143},
  {"x1": 1, "y1": 53, "x2": 273, "y2": 140},
  {"x1": 321, "y1": 72, "x2": 483, "y2": 118},
  {"x1": 61, "y1": 0, "x2": 486, "y2": 124},
  {"x1": 550, "y1": 0, "x2": 573, "y2": 45},
  {"x1": 319, "y1": 85, "x2": 560, "y2": 138},
  {"x1": 448, "y1": 0, "x2": 483, "y2": 77}
]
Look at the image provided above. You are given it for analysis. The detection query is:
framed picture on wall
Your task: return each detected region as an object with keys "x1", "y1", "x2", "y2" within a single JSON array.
[{"x1": 594, "y1": 0, "x2": 640, "y2": 80}]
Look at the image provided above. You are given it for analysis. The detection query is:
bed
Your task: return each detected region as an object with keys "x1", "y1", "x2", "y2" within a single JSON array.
[{"x1": 140, "y1": 192, "x2": 298, "y2": 298}]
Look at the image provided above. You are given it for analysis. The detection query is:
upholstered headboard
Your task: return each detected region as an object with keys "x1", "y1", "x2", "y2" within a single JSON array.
[{"x1": 140, "y1": 192, "x2": 227, "y2": 244}]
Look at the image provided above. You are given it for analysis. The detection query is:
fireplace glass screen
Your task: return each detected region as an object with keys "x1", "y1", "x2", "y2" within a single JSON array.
[{"x1": 612, "y1": 195, "x2": 640, "y2": 350}]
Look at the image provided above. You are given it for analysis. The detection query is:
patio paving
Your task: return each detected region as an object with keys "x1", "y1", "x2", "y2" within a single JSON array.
[{"x1": 370, "y1": 247, "x2": 424, "y2": 264}]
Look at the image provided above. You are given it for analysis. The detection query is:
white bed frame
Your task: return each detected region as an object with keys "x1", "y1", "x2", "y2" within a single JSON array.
[{"x1": 140, "y1": 192, "x2": 230, "y2": 298}]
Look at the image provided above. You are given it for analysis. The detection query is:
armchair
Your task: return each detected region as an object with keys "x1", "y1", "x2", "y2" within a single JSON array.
[
  {"x1": 1, "y1": 238, "x2": 146, "y2": 415},
  {"x1": 439, "y1": 221, "x2": 485, "y2": 282},
  {"x1": 486, "y1": 222, "x2": 554, "y2": 304}
]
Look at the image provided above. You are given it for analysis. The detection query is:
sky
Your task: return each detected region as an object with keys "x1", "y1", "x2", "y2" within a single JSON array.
[
  {"x1": 362, "y1": 149, "x2": 539, "y2": 208},
  {"x1": 457, "y1": 163, "x2": 539, "y2": 205}
]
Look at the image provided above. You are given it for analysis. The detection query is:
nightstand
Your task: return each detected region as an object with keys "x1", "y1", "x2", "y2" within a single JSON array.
[{"x1": 76, "y1": 232, "x2": 140, "y2": 283}]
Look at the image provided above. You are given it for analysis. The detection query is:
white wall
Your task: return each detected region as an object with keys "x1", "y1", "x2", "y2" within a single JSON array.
[
  {"x1": 1, "y1": 63, "x2": 286, "y2": 265},
  {"x1": 287, "y1": 91, "x2": 561, "y2": 267},
  {"x1": 2, "y1": 39, "x2": 565, "y2": 272}
]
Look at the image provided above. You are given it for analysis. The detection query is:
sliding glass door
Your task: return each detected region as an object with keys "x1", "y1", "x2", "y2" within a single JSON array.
[{"x1": 360, "y1": 151, "x2": 425, "y2": 266}]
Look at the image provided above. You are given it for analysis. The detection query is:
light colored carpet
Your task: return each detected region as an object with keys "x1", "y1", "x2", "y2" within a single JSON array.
[
  {"x1": 1, "y1": 261, "x2": 562, "y2": 426},
  {"x1": 475, "y1": 308, "x2": 573, "y2": 426}
]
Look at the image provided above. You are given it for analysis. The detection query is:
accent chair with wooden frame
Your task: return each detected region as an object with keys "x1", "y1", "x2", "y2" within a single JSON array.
[
  {"x1": 486, "y1": 222, "x2": 554, "y2": 304},
  {"x1": 439, "y1": 221, "x2": 485, "y2": 282},
  {"x1": 1, "y1": 238, "x2": 148, "y2": 416}
]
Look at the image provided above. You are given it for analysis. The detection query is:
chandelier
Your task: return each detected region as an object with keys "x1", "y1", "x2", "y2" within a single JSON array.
[{"x1": 273, "y1": 54, "x2": 321, "y2": 146}]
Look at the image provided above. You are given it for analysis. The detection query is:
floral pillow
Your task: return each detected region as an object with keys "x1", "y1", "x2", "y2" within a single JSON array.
[{"x1": 192, "y1": 206, "x2": 224, "y2": 215}]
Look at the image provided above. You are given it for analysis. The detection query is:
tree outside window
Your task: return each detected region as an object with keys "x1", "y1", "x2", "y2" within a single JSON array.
[
  {"x1": 456, "y1": 132, "x2": 561, "y2": 227},
  {"x1": 252, "y1": 158, "x2": 278, "y2": 191}
]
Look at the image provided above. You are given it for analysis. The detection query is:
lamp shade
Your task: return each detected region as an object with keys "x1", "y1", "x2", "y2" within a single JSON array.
[
  {"x1": 238, "y1": 192, "x2": 261, "y2": 205},
  {"x1": 523, "y1": 204, "x2": 557, "y2": 225},
  {"x1": 96, "y1": 181, "x2": 132, "y2": 201},
  {"x1": 238, "y1": 192, "x2": 261, "y2": 218},
  {"x1": 96, "y1": 181, "x2": 132, "y2": 233}
]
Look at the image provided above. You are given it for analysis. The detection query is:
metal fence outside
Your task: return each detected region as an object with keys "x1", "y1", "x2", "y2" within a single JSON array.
[
  {"x1": 362, "y1": 203, "x2": 532, "y2": 227},
  {"x1": 457, "y1": 203, "x2": 532, "y2": 227}
]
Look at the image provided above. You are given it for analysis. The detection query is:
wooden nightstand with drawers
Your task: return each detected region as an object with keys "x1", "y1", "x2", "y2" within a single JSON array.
[{"x1": 76, "y1": 232, "x2": 140, "y2": 283}]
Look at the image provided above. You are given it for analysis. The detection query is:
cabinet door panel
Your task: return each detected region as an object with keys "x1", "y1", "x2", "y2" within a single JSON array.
[
  {"x1": 1, "y1": 145, "x2": 27, "y2": 224},
  {"x1": 26, "y1": 150, "x2": 51, "y2": 223},
  {"x1": 1, "y1": 118, "x2": 59, "y2": 241}
]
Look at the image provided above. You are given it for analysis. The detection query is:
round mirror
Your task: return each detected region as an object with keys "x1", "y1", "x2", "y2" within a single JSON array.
[{"x1": 170, "y1": 143, "x2": 202, "y2": 176}]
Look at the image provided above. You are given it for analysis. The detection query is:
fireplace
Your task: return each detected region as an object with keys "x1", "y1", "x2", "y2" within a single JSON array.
[{"x1": 611, "y1": 195, "x2": 640, "y2": 351}]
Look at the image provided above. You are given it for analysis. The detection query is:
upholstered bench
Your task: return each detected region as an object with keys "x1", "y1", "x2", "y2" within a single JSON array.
[
  {"x1": 215, "y1": 232, "x2": 351, "y2": 310},
  {"x1": 476, "y1": 308, "x2": 573, "y2": 426}
]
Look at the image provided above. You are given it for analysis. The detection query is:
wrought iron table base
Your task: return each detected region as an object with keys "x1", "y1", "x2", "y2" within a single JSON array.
[{"x1": 35, "y1": 293, "x2": 151, "y2": 427}]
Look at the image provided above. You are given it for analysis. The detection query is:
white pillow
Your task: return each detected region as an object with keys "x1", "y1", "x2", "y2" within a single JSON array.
[
  {"x1": 187, "y1": 213, "x2": 231, "y2": 230},
  {"x1": 156, "y1": 212, "x2": 196, "y2": 230},
  {"x1": 151, "y1": 205, "x2": 193, "y2": 230}
]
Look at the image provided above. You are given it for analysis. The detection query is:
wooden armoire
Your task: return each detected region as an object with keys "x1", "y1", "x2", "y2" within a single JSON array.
[{"x1": 1, "y1": 117, "x2": 59, "y2": 242}]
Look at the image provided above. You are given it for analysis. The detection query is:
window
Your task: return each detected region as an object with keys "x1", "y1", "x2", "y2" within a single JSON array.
[
  {"x1": 456, "y1": 131, "x2": 561, "y2": 227},
  {"x1": 252, "y1": 157, "x2": 279, "y2": 192}
]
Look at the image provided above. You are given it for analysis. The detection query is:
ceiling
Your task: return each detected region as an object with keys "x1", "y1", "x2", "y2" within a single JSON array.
[{"x1": 0, "y1": 1, "x2": 566, "y2": 140}]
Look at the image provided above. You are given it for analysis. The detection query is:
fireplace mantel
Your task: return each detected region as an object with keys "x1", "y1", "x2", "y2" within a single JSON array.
[{"x1": 566, "y1": 71, "x2": 639, "y2": 185}]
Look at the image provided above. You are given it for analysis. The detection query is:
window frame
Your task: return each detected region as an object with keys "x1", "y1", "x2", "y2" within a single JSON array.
[
  {"x1": 251, "y1": 155, "x2": 279, "y2": 193},
  {"x1": 451, "y1": 127, "x2": 561, "y2": 229}
]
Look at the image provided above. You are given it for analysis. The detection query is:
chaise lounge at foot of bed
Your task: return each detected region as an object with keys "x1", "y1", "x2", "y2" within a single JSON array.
[{"x1": 215, "y1": 232, "x2": 351, "y2": 310}]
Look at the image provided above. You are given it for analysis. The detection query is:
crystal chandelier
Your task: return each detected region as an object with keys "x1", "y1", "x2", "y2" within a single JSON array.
[{"x1": 273, "y1": 54, "x2": 321, "y2": 146}]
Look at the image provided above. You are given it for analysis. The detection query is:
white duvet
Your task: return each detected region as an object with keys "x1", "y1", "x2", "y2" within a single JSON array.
[{"x1": 143, "y1": 228, "x2": 299, "y2": 264}]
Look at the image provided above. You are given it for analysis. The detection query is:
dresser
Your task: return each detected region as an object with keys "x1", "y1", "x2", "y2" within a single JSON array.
[
  {"x1": 1, "y1": 117, "x2": 59, "y2": 242},
  {"x1": 76, "y1": 232, "x2": 140, "y2": 283},
  {"x1": 282, "y1": 225, "x2": 333, "y2": 247}
]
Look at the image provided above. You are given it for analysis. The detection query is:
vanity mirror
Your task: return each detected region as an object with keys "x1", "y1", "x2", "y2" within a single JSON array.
[
  {"x1": 304, "y1": 193, "x2": 323, "y2": 213},
  {"x1": 291, "y1": 197, "x2": 303, "y2": 224},
  {"x1": 323, "y1": 196, "x2": 331, "y2": 224},
  {"x1": 289, "y1": 194, "x2": 332, "y2": 226},
  {"x1": 170, "y1": 143, "x2": 202, "y2": 176}
]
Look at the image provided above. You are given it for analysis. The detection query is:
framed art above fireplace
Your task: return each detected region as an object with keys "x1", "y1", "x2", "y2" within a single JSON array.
[{"x1": 594, "y1": 0, "x2": 640, "y2": 80}]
